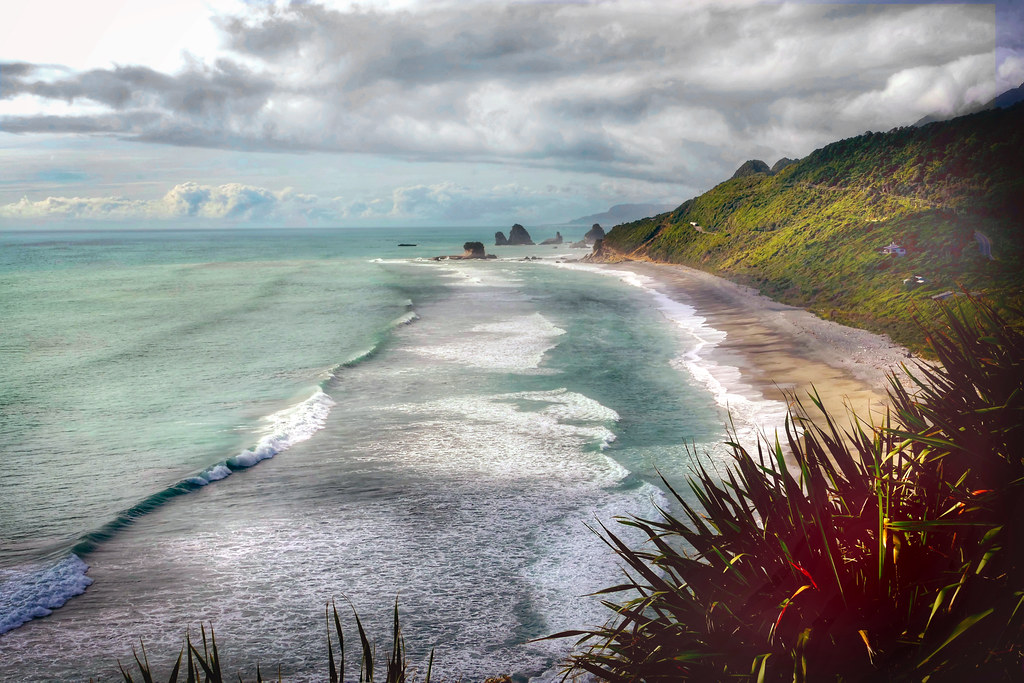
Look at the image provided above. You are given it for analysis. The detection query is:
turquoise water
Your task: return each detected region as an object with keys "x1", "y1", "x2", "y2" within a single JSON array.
[{"x1": 0, "y1": 228, "x2": 770, "y2": 680}]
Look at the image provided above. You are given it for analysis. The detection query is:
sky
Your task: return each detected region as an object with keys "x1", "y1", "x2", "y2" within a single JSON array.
[{"x1": 0, "y1": 0, "x2": 1021, "y2": 228}]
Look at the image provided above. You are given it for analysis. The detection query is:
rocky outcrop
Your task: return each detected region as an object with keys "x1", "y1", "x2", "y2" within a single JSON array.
[
  {"x1": 495, "y1": 231, "x2": 509, "y2": 246},
  {"x1": 570, "y1": 224, "x2": 606, "y2": 248},
  {"x1": 585, "y1": 223, "x2": 605, "y2": 244},
  {"x1": 730, "y1": 158, "x2": 799, "y2": 178},
  {"x1": 540, "y1": 231, "x2": 563, "y2": 245},
  {"x1": 506, "y1": 224, "x2": 534, "y2": 245},
  {"x1": 580, "y1": 238, "x2": 606, "y2": 262},
  {"x1": 462, "y1": 241, "x2": 486, "y2": 258},
  {"x1": 433, "y1": 241, "x2": 495, "y2": 260},
  {"x1": 770, "y1": 157, "x2": 797, "y2": 173},
  {"x1": 579, "y1": 238, "x2": 632, "y2": 264},
  {"x1": 731, "y1": 159, "x2": 771, "y2": 179}
]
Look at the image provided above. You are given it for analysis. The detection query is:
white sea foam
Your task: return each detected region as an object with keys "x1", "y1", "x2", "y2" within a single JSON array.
[
  {"x1": 0, "y1": 389, "x2": 336, "y2": 646},
  {"x1": 229, "y1": 389, "x2": 335, "y2": 468},
  {"x1": 412, "y1": 312, "x2": 566, "y2": 372},
  {"x1": 0, "y1": 555, "x2": 93, "y2": 634},
  {"x1": 394, "y1": 310, "x2": 420, "y2": 326},
  {"x1": 196, "y1": 464, "x2": 232, "y2": 484},
  {"x1": 381, "y1": 388, "x2": 625, "y2": 483},
  {"x1": 550, "y1": 261, "x2": 790, "y2": 445}
]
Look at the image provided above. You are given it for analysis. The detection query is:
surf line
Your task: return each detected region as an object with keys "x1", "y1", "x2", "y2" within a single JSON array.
[{"x1": 0, "y1": 304, "x2": 422, "y2": 635}]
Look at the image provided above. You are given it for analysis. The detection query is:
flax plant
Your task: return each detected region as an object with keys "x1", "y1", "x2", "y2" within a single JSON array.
[
  {"x1": 116, "y1": 599, "x2": 429, "y2": 683},
  {"x1": 553, "y1": 298, "x2": 1023, "y2": 681}
]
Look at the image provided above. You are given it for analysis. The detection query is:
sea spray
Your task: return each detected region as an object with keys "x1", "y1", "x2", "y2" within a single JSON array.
[{"x1": 228, "y1": 389, "x2": 335, "y2": 469}]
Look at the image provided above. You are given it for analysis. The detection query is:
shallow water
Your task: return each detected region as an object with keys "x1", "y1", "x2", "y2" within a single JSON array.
[{"x1": 0, "y1": 228, "x2": 784, "y2": 680}]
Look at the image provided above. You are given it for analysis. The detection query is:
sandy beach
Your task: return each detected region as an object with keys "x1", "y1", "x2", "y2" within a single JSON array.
[{"x1": 607, "y1": 260, "x2": 914, "y2": 432}]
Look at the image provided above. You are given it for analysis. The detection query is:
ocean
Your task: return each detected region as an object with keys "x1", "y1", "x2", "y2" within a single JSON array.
[{"x1": 0, "y1": 227, "x2": 785, "y2": 681}]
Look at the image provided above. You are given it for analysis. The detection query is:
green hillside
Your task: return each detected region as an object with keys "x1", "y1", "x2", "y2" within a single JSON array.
[{"x1": 603, "y1": 104, "x2": 1024, "y2": 348}]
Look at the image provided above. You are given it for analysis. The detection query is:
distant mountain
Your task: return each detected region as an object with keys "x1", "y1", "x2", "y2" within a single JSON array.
[
  {"x1": 598, "y1": 103, "x2": 1024, "y2": 349},
  {"x1": 992, "y1": 81, "x2": 1024, "y2": 108},
  {"x1": 913, "y1": 81, "x2": 1024, "y2": 127},
  {"x1": 567, "y1": 203, "x2": 676, "y2": 226}
]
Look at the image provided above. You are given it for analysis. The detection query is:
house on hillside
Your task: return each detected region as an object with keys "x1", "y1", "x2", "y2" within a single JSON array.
[
  {"x1": 903, "y1": 275, "x2": 926, "y2": 288},
  {"x1": 881, "y1": 241, "x2": 906, "y2": 257}
]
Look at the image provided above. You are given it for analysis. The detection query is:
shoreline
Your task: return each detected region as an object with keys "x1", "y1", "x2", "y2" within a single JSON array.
[{"x1": 599, "y1": 260, "x2": 913, "y2": 432}]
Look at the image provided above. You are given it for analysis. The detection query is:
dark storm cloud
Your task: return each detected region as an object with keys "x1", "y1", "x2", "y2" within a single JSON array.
[
  {"x1": 2, "y1": 61, "x2": 273, "y2": 119},
  {"x1": 0, "y1": 1, "x2": 1006, "y2": 186},
  {"x1": 1, "y1": 62, "x2": 43, "y2": 78}
]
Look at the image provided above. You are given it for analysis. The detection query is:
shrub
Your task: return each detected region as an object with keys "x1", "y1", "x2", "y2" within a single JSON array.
[{"x1": 553, "y1": 298, "x2": 1024, "y2": 681}]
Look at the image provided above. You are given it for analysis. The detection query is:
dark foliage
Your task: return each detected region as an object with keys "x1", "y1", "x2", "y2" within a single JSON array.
[{"x1": 553, "y1": 298, "x2": 1024, "y2": 681}]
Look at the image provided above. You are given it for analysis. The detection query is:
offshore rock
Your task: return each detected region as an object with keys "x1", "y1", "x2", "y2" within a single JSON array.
[
  {"x1": 584, "y1": 223, "x2": 605, "y2": 244},
  {"x1": 462, "y1": 241, "x2": 487, "y2": 258},
  {"x1": 540, "y1": 231, "x2": 563, "y2": 245},
  {"x1": 495, "y1": 231, "x2": 509, "y2": 246},
  {"x1": 434, "y1": 241, "x2": 494, "y2": 260},
  {"x1": 570, "y1": 224, "x2": 606, "y2": 248},
  {"x1": 506, "y1": 223, "x2": 534, "y2": 245}
]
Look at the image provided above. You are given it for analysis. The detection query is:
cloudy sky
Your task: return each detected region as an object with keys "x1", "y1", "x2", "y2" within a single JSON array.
[{"x1": 1, "y1": 0, "x2": 1021, "y2": 228}]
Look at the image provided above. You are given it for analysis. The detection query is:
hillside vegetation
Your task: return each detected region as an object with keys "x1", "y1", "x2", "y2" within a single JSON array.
[{"x1": 603, "y1": 103, "x2": 1024, "y2": 348}]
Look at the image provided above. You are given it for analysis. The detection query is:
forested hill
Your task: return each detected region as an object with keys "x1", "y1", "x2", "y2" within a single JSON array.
[{"x1": 601, "y1": 103, "x2": 1024, "y2": 348}]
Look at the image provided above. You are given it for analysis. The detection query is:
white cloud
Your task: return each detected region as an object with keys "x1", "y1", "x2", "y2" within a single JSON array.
[
  {"x1": 0, "y1": 1, "x2": 1001, "y2": 189},
  {"x1": 0, "y1": 180, "x2": 597, "y2": 226},
  {"x1": 844, "y1": 53, "x2": 998, "y2": 122},
  {"x1": 0, "y1": 182, "x2": 326, "y2": 223},
  {"x1": 997, "y1": 50, "x2": 1024, "y2": 91},
  {"x1": 1, "y1": 0, "x2": 1015, "y2": 225}
]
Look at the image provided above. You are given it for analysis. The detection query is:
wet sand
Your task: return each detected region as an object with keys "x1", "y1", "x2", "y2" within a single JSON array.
[{"x1": 608, "y1": 261, "x2": 914, "y2": 430}]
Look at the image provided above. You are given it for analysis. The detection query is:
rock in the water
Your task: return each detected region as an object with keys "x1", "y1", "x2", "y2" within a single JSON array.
[
  {"x1": 540, "y1": 231, "x2": 563, "y2": 245},
  {"x1": 506, "y1": 223, "x2": 534, "y2": 245},
  {"x1": 584, "y1": 223, "x2": 605, "y2": 245},
  {"x1": 462, "y1": 241, "x2": 486, "y2": 258},
  {"x1": 495, "y1": 231, "x2": 509, "y2": 246},
  {"x1": 731, "y1": 160, "x2": 771, "y2": 179},
  {"x1": 433, "y1": 241, "x2": 493, "y2": 260}
]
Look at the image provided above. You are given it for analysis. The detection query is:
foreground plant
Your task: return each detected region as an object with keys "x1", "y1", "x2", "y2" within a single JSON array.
[
  {"x1": 116, "y1": 599, "x2": 430, "y2": 683},
  {"x1": 552, "y1": 298, "x2": 1024, "y2": 681}
]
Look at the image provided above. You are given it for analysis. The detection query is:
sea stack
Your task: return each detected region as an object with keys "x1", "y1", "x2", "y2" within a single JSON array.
[
  {"x1": 540, "y1": 231, "x2": 563, "y2": 245},
  {"x1": 495, "y1": 231, "x2": 509, "y2": 246},
  {"x1": 461, "y1": 241, "x2": 487, "y2": 258},
  {"x1": 506, "y1": 223, "x2": 534, "y2": 245},
  {"x1": 433, "y1": 241, "x2": 495, "y2": 260},
  {"x1": 584, "y1": 223, "x2": 605, "y2": 244}
]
